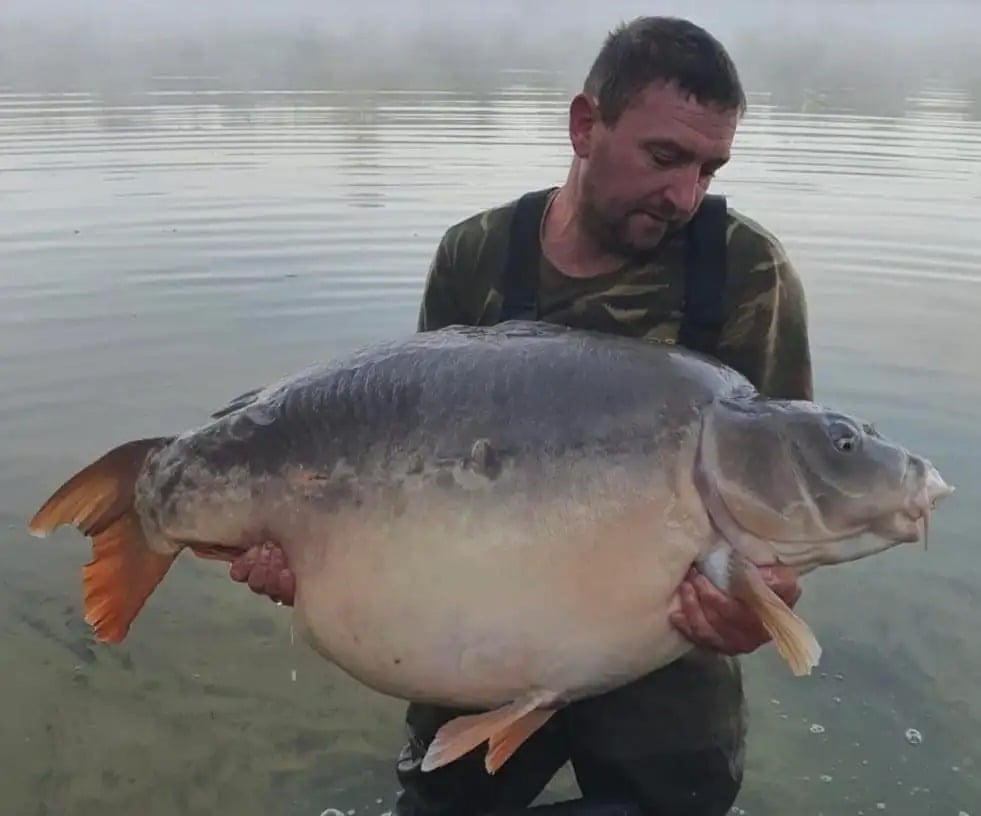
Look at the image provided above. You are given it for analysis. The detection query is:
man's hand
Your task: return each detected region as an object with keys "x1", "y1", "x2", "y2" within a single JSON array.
[
  {"x1": 229, "y1": 541, "x2": 296, "y2": 606},
  {"x1": 668, "y1": 564, "x2": 801, "y2": 656}
]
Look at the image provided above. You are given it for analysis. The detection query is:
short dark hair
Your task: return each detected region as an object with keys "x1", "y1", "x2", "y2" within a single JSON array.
[{"x1": 583, "y1": 16, "x2": 746, "y2": 125}]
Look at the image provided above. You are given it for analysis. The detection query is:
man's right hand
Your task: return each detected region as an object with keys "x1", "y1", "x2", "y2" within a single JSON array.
[{"x1": 229, "y1": 541, "x2": 296, "y2": 606}]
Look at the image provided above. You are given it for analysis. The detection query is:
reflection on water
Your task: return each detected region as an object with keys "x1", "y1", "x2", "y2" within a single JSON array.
[{"x1": 2, "y1": 27, "x2": 980, "y2": 816}]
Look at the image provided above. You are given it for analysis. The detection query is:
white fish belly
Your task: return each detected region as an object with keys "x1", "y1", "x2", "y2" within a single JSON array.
[{"x1": 287, "y1": 469, "x2": 708, "y2": 709}]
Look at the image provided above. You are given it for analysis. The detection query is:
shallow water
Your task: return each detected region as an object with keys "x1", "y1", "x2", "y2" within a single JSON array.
[{"x1": 2, "y1": 15, "x2": 981, "y2": 816}]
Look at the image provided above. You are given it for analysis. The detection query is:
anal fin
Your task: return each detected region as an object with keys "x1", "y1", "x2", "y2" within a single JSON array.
[
  {"x1": 421, "y1": 690, "x2": 560, "y2": 774},
  {"x1": 485, "y1": 709, "x2": 555, "y2": 773}
]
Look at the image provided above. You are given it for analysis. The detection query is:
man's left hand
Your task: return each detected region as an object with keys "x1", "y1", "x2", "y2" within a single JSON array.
[{"x1": 668, "y1": 564, "x2": 802, "y2": 656}]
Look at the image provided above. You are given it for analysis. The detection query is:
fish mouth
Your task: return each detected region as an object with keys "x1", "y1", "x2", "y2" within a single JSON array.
[
  {"x1": 873, "y1": 457, "x2": 955, "y2": 549},
  {"x1": 693, "y1": 411, "x2": 956, "y2": 571}
]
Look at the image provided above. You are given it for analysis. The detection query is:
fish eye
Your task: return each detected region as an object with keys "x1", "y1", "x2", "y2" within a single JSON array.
[{"x1": 829, "y1": 419, "x2": 860, "y2": 453}]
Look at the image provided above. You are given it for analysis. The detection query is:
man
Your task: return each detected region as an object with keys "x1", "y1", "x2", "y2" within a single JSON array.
[{"x1": 230, "y1": 15, "x2": 811, "y2": 816}]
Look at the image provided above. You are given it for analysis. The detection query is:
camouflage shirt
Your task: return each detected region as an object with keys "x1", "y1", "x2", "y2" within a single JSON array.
[{"x1": 417, "y1": 188, "x2": 813, "y2": 401}]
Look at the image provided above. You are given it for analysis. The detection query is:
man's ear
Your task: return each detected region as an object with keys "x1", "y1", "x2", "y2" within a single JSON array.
[{"x1": 569, "y1": 93, "x2": 600, "y2": 159}]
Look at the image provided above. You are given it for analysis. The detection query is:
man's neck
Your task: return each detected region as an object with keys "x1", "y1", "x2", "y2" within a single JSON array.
[{"x1": 541, "y1": 184, "x2": 629, "y2": 280}]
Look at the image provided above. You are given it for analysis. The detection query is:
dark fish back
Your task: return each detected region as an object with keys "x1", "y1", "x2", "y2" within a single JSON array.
[{"x1": 176, "y1": 321, "x2": 755, "y2": 482}]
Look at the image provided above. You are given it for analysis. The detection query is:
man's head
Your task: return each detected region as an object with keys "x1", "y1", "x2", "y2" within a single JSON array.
[{"x1": 568, "y1": 17, "x2": 745, "y2": 258}]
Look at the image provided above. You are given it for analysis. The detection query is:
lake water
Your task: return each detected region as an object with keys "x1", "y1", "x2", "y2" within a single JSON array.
[{"x1": 2, "y1": 22, "x2": 980, "y2": 816}]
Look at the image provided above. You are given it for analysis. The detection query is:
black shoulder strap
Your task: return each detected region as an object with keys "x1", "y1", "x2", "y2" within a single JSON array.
[
  {"x1": 499, "y1": 188, "x2": 555, "y2": 321},
  {"x1": 678, "y1": 193, "x2": 728, "y2": 356}
]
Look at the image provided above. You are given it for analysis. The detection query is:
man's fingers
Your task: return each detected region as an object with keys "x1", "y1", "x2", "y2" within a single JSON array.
[
  {"x1": 678, "y1": 581, "x2": 728, "y2": 652},
  {"x1": 698, "y1": 573, "x2": 774, "y2": 647},
  {"x1": 276, "y1": 569, "x2": 296, "y2": 606},
  {"x1": 243, "y1": 542, "x2": 274, "y2": 594},
  {"x1": 229, "y1": 544, "x2": 262, "y2": 582},
  {"x1": 761, "y1": 566, "x2": 803, "y2": 606},
  {"x1": 267, "y1": 544, "x2": 286, "y2": 578}
]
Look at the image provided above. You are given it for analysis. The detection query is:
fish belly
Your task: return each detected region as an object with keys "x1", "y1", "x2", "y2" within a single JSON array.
[{"x1": 286, "y1": 466, "x2": 705, "y2": 710}]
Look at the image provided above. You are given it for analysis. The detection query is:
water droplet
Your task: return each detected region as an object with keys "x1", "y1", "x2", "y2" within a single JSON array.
[
  {"x1": 820, "y1": 774, "x2": 833, "y2": 782},
  {"x1": 291, "y1": 668, "x2": 297, "y2": 682},
  {"x1": 875, "y1": 803, "x2": 886, "y2": 810},
  {"x1": 833, "y1": 696, "x2": 842, "y2": 704},
  {"x1": 319, "y1": 810, "x2": 345, "y2": 816},
  {"x1": 810, "y1": 723, "x2": 826, "y2": 734},
  {"x1": 905, "y1": 728, "x2": 923, "y2": 745},
  {"x1": 770, "y1": 698, "x2": 780, "y2": 706}
]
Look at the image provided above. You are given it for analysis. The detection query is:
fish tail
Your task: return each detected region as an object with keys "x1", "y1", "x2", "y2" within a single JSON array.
[{"x1": 28, "y1": 437, "x2": 177, "y2": 644}]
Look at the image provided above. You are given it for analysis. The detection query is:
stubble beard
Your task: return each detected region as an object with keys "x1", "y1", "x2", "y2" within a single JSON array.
[{"x1": 578, "y1": 187, "x2": 683, "y2": 264}]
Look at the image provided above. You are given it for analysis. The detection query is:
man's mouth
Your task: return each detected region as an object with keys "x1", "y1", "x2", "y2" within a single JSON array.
[{"x1": 635, "y1": 210, "x2": 668, "y2": 223}]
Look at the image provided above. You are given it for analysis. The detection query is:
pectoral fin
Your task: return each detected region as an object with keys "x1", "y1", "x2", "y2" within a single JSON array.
[
  {"x1": 729, "y1": 552, "x2": 821, "y2": 676},
  {"x1": 421, "y1": 690, "x2": 559, "y2": 774}
]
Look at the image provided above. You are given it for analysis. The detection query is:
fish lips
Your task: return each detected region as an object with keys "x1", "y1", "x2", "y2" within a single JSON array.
[{"x1": 870, "y1": 458, "x2": 955, "y2": 547}]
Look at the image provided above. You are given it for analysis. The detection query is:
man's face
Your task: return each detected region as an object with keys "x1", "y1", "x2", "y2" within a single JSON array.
[{"x1": 570, "y1": 80, "x2": 739, "y2": 258}]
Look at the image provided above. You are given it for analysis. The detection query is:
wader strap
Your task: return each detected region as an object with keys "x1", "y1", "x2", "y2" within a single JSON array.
[
  {"x1": 500, "y1": 187, "x2": 556, "y2": 321},
  {"x1": 678, "y1": 193, "x2": 729, "y2": 356}
]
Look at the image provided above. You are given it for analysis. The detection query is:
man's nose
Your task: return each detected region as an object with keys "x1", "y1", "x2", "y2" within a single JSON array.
[{"x1": 662, "y1": 166, "x2": 702, "y2": 216}]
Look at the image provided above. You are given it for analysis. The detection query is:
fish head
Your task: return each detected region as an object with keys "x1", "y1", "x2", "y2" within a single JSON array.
[{"x1": 697, "y1": 397, "x2": 955, "y2": 570}]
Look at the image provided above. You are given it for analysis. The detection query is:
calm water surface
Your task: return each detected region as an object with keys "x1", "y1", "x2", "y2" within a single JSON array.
[{"x1": 2, "y1": 65, "x2": 980, "y2": 816}]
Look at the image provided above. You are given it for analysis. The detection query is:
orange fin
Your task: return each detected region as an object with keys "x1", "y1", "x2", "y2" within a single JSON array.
[
  {"x1": 28, "y1": 436, "x2": 176, "y2": 643},
  {"x1": 82, "y1": 510, "x2": 177, "y2": 642},
  {"x1": 421, "y1": 691, "x2": 560, "y2": 774},
  {"x1": 730, "y1": 553, "x2": 821, "y2": 676},
  {"x1": 485, "y1": 709, "x2": 555, "y2": 773}
]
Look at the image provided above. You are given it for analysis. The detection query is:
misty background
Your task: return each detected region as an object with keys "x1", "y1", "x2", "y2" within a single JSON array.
[{"x1": 1, "y1": 1, "x2": 980, "y2": 117}]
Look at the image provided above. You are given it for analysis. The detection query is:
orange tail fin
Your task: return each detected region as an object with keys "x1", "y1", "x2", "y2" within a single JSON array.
[{"x1": 28, "y1": 437, "x2": 176, "y2": 643}]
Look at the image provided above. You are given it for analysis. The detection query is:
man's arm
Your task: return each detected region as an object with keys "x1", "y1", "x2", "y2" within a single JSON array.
[
  {"x1": 416, "y1": 234, "x2": 466, "y2": 332},
  {"x1": 717, "y1": 230, "x2": 814, "y2": 402}
]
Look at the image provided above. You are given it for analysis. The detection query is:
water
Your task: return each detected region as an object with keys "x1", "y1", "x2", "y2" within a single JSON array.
[{"x1": 2, "y1": 14, "x2": 980, "y2": 816}]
